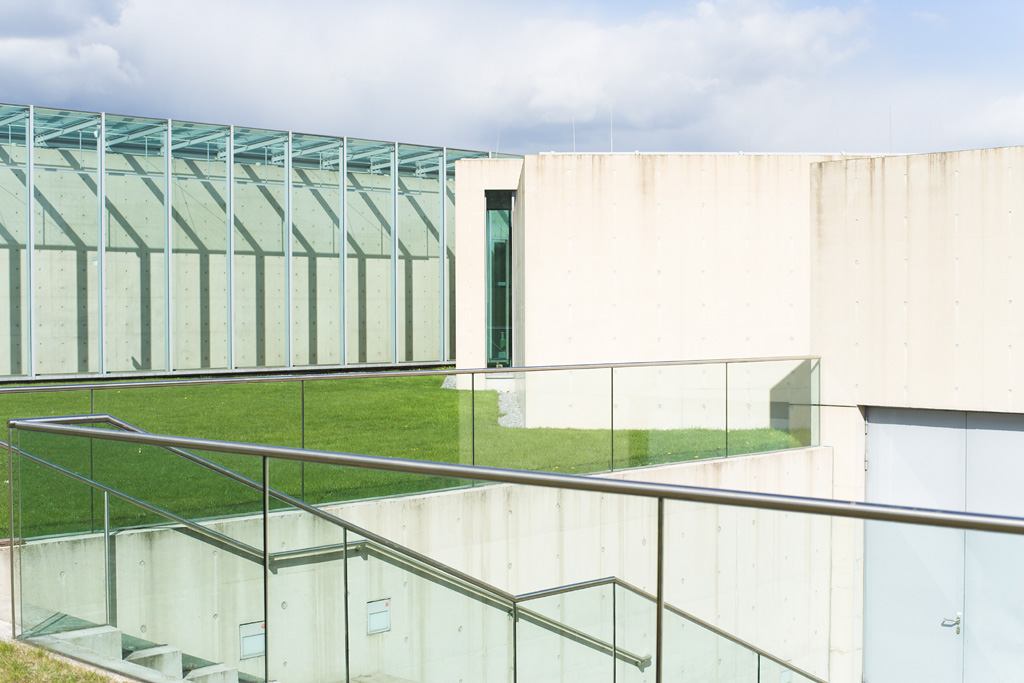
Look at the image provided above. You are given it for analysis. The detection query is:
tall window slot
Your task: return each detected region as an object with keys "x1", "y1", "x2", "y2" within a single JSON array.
[{"x1": 485, "y1": 191, "x2": 513, "y2": 367}]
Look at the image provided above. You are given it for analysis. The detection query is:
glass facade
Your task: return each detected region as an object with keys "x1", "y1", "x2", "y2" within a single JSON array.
[{"x1": 0, "y1": 103, "x2": 494, "y2": 378}]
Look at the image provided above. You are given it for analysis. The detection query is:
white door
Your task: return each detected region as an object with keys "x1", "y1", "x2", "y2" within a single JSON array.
[
  {"x1": 865, "y1": 408, "x2": 1024, "y2": 682},
  {"x1": 962, "y1": 413, "x2": 1024, "y2": 682},
  {"x1": 863, "y1": 408, "x2": 965, "y2": 683}
]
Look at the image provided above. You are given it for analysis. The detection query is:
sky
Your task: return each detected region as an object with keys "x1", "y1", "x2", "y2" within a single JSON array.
[{"x1": 1, "y1": 0, "x2": 1022, "y2": 155}]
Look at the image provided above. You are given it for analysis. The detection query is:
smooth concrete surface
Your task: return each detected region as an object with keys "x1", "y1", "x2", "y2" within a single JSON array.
[
  {"x1": 812, "y1": 147, "x2": 1024, "y2": 413},
  {"x1": 456, "y1": 153, "x2": 835, "y2": 372},
  {"x1": 9, "y1": 447, "x2": 850, "y2": 683},
  {"x1": 453, "y1": 157, "x2": 524, "y2": 384}
]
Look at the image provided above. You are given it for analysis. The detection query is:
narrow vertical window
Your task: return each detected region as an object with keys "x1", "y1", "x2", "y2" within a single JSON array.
[{"x1": 485, "y1": 191, "x2": 513, "y2": 368}]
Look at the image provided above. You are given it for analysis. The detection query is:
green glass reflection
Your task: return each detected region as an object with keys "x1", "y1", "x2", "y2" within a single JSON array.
[{"x1": 485, "y1": 191, "x2": 513, "y2": 368}]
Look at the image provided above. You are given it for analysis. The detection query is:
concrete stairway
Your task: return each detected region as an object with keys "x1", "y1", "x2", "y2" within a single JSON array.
[{"x1": 28, "y1": 624, "x2": 240, "y2": 683}]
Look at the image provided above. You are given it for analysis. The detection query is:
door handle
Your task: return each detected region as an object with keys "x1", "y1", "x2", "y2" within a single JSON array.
[{"x1": 941, "y1": 612, "x2": 962, "y2": 627}]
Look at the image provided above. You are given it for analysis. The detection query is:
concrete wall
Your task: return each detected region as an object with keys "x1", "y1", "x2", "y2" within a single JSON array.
[
  {"x1": 456, "y1": 153, "x2": 835, "y2": 372},
  {"x1": 10, "y1": 447, "x2": 858, "y2": 683},
  {"x1": 811, "y1": 147, "x2": 1024, "y2": 412}
]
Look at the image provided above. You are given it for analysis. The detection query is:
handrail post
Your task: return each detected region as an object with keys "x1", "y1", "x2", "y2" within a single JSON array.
[
  {"x1": 609, "y1": 367, "x2": 615, "y2": 472},
  {"x1": 612, "y1": 581, "x2": 618, "y2": 683},
  {"x1": 104, "y1": 491, "x2": 116, "y2": 626},
  {"x1": 724, "y1": 362, "x2": 729, "y2": 457},
  {"x1": 655, "y1": 497, "x2": 664, "y2": 683},
  {"x1": 8, "y1": 424, "x2": 16, "y2": 637},
  {"x1": 471, "y1": 373, "x2": 476, "y2": 467},
  {"x1": 262, "y1": 455, "x2": 270, "y2": 680},
  {"x1": 512, "y1": 602, "x2": 518, "y2": 683},
  {"x1": 343, "y1": 527, "x2": 351, "y2": 683},
  {"x1": 300, "y1": 379, "x2": 305, "y2": 501}
]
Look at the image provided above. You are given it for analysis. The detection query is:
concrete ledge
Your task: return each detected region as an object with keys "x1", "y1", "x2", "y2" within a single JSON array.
[
  {"x1": 185, "y1": 663, "x2": 239, "y2": 683},
  {"x1": 47, "y1": 625, "x2": 122, "y2": 660},
  {"x1": 29, "y1": 633, "x2": 183, "y2": 683},
  {"x1": 127, "y1": 645, "x2": 183, "y2": 677}
]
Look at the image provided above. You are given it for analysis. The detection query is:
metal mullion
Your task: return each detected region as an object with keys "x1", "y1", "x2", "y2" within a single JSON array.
[
  {"x1": 438, "y1": 149, "x2": 446, "y2": 361},
  {"x1": 26, "y1": 106, "x2": 34, "y2": 377},
  {"x1": 164, "y1": 120, "x2": 172, "y2": 372},
  {"x1": 391, "y1": 143, "x2": 398, "y2": 363},
  {"x1": 340, "y1": 138, "x2": 348, "y2": 365},
  {"x1": 285, "y1": 132, "x2": 293, "y2": 367},
  {"x1": 227, "y1": 125, "x2": 235, "y2": 370},
  {"x1": 97, "y1": 113, "x2": 106, "y2": 375}
]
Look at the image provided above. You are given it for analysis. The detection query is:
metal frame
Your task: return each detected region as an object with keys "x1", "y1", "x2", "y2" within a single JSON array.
[
  {"x1": 227, "y1": 124, "x2": 235, "y2": 370},
  {"x1": 164, "y1": 119, "x2": 173, "y2": 373},
  {"x1": 0, "y1": 353, "x2": 822, "y2": 395},
  {"x1": 1, "y1": 102, "x2": 496, "y2": 381},
  {"x1": 97, "y1": 113, "x2": 106, "y2": 375},
  {"x1": 26, "y1": 106, "x2": 34, "y2": 378}
]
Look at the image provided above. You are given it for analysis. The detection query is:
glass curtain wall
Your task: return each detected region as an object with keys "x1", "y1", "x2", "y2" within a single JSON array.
[
  {"x1": 104, "y1": 115, "x2": 167, "y2": 372},
  {"x1": 33, "y1": 108, "x2": 102, "y2": 374},
  {"x1": 0, "y1": 104, "x2": 496, "y2": 378},
  {"x1": 170, "y1": 121, "x2": 230, "y2": 371},
  {"x1": 345, "y1": 140, "x2": 394, "y2": 364},
  {"x1": 291, "y1": 134, "x2": 343, "y2": 366},
  {"x1": 396, "y1": 144, "x2": 443, "y2": 363},
  {"x1": 232, "y1": 127, "x2": 289, "y2": 369},
  {"x1": 0, "y1": 105, "x2": 29, "y2": 376}
]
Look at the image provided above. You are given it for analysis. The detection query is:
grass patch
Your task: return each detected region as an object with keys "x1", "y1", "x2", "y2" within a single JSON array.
[
  {"x1": 0, "y1": 639, "x2": 117, "y2": 683},
  {"x1": 0, "y1": 374, "x2": 804, "y2": 538}
]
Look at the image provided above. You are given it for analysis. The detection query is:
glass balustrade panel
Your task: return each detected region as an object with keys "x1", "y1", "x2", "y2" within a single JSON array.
[
  {"x1": 473, "y1": 368, "x2": 612, "y2": 474},
  {"x1": 613, "y1": 364, "x2": 726, "y2": 469}
]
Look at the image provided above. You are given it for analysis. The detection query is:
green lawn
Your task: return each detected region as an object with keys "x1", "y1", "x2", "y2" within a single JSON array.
[
  {"x1": 0, "y1": 639, "x2": 117, "y2": 683},
  {"x1": 0, "y1": 374, "x2": 803, "y2": 538}
]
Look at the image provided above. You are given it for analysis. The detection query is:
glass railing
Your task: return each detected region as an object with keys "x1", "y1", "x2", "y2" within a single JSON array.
[
  {"x1": 12, "y1": 412, "x2": 1024, "y2": 681},
  {"x1": 7, "y1": 415, "x2": 839, "y2": 682},
  {"x1": 0, "y1": 356, "x2": 820, "y2": 538}
]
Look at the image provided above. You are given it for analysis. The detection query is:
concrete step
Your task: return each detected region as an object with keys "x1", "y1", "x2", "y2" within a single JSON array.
[
  {"x1": 29, "y1": 631, "x2": 182, "y2": 683},
  {"x1": 45, "y1": 625, "x2": 122, "y2": 660},
  {"x1": 126, "y1": 644, "x2": 184, "y2": 678},
  {"x1": 185, "y1": 662, "x2": 239, "y2": 683}
]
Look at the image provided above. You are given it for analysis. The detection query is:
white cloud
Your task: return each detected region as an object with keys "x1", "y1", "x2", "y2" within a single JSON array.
[
  {"x1": 0, "y1": 0, "x2": 1020, "y2": 154},
  {"x1": 0, "y1": 37, "x2": 138, "y2": 101}
]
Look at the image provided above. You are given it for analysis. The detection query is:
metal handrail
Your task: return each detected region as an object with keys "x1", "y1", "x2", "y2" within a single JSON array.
[
  {"x1": 0, "y1": 355, "x2": 819, "y2": 394},
  {"x1": 10, "y1": 416, "x2": 1024, "y2": 536},
  {"x1": 7, "y1": 444, "x2": 264, "y2": 564},
  {"x1": 9, "y1": 424, "x2": 649, "y2": 670},
  {"x1": 518, "y1": 575, "x2": 825, "y2": 683}
]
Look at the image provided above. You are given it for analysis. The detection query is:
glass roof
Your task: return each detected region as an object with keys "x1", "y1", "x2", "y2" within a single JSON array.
[{"x1": 0, "y1": 102, "x2": 512, "y2": 169}]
